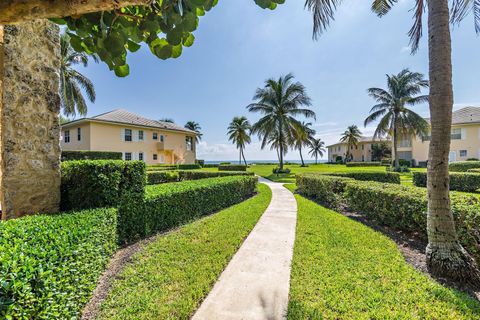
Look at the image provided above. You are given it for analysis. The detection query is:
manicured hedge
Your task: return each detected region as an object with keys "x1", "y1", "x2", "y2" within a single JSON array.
[
  {"x1": 202, "y1": 164, "x2": 219, "y2": 168},
  {"x1": 413, "y1": 172, "x2": 480, "y2": 192},
  {"x1": 345, "y1": 162, "x2": 383, "y2": 167},
  {"x1": 0, "y1": 208, "x2": 117, "y2": 319},
  {"x1": 218, "y1": 164, "x2": 247, "y2": 171},
  {"x1": 125, "y1": 176, "x2": 257, "y2": 241},
  {"x1": 296, "y1": 173, "x2": 480, "y2": 264},
  {"x1": 146, "y1": 164, "x2": 201, "y2": 171},
  {"x1": 468, "y1": 168, "x2": 480, "y2": 173},
  {"x1": 61, "y1": 150, "x2": 123, "y2": 161},
  {"x1": 146, "y1": 170, "x2": 254, "y2": 185},
  {"x1": 449, "y1": 161, "x2": 480, "y2": 172},
  {"x1": 61, "y1": 160, "x2": 146, "y2": 211},
  {"x1": 325, "y1": 172, "x2": 400, "y2": 184}
]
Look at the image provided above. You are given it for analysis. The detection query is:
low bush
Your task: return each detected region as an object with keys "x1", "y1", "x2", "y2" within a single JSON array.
[
  {"x1": 467, "y1": 158, "x2": 479, "y2": 161},
  {"x1": 413, "y1": 172, "x2": 480, "y2": 192},
  {"x1": 202, "y1": 163, "x2": 219, "y2": 168},
  {"x1": 61, "y1": 150, "x2": 122, "y2": 161},
  {"x1": 147, "y1": 170, "x2": 180, "y2": 184},
  {"x1": 61, "y1": 160, "x2": 146, "y2": 211},
  {"x1": 146, "y1": 170, "x2": 254, "y2": 185},
  {"x1": 273, "y1": 168, "x2": 291, "y2": 174},
  {"x1": 0, "y1": 208, "x2": 117, "y2": 319},
  {"x1": 296, "y1": 173, "x2": 480, "y2": 263},
  {"x1": 146, "y1": 164, "x2": 201, "y2": 171},
  {"x1": 325, "y1": 172, "x2": 400, "y2": 184},
  {"x1": 388, "y1": 165, "x2": 410, "y2": 173},
  {"x1": 468, "y1": 168, "x2": 480, "y2": 173},
  {"x1": 449, "y1": 161, "x2": 480, "y2": 172},
  {"x1": 177, "y1": 164, "x2": 201, "y2": 170},
  {"x1": 398, "y1": 159, "x2": 411, "y2": 167},
  {"x1": 219, "y1": 164, "x2": 247, "y2": 171},
  {"x1": 126, "y1": 176, "x2": 257, "y2": 240},
  {"x1": 345, "y1": 162, "x2": 382, "y2": 167}
]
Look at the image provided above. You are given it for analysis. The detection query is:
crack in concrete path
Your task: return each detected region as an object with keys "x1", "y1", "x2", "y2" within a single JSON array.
[{"x1": 192, "y1": 177, "x2": 297, "y2": 320}]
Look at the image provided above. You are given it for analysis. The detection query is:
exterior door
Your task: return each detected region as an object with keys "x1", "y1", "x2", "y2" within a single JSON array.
[{"x1": 449, "y1": 151, "x2": 457, "y2": 163}]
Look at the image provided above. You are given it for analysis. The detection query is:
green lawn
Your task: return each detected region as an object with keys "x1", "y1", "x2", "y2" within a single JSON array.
[
  {"x1": 98, "y1": 183, "x2": 272, "y2": 320},
  {"x1": 285, "y1": 184, "x2": 480, "y2": 319}
]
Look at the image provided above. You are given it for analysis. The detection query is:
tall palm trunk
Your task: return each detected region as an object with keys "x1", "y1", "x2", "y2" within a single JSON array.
[
  {"x1": 426, "y1": 0, "x2": 480, "y2": 284},
  {"x1": 315, "y1": 155, "x2": 318, "y2": 165},
  {"x1": 242, "y1": 149, "x2": 247, "y2": 166},
  {"x1": 392, "y1": 116, "x2": 399, "y2": 169},
  {"x1": 299, "y1": 147, "x2": 305, "y2": 166},
  {"x1": 239, "y1": 146, "x2": 242, "y2": 164},
  {"x1": 279, "y1": 121, "x2": 284, "y2": 170}
]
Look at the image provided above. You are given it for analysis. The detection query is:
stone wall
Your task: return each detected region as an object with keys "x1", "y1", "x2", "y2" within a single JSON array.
[{"x1": 0, "y1": 20, "x2": 61, "y2": 219}]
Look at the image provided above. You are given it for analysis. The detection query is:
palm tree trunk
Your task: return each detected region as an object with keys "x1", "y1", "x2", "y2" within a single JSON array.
[
  {"x1": 279, "y1": 121, "x2": 284, "y2": 171},
  {"x1": 299, "y1": 147, "x2": 305, "y2": 166},
  {"x1": 242, "y1": 149, "x2": 247, "y2": 166},
  {"x1": 239, "y1": 147, "x2": 242, "y2": 164},
  {"x1": 426, "y1": 0, "x2": 480, "y2": 285},
  {"x1": 393, "y1": 118, "x2": 399, "y2": 169},
  {"x1": 315, "y1": 155, "x2": 318, "y2": 165}
]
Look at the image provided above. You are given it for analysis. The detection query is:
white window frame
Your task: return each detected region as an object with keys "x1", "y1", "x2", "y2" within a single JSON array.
[
  {"x1": 153, "y1": 132, "x2": 158, "y2": 140},
  {"x1": 124, "y1": 152, "x2": 132, "y2": 161},
  {"x1": 160, "y1": 135, "x2": 165, "y2": 142},
  {"x1": 139, "y1": 152, "x2": 144, "y2": 161},
  {"x1": 64, "y1": 130, "x2": 70, "y2": 143},
  {"x1": 138, "y1": 130, "x2": 144, "y2": 141},
  {"x1": 124, "y1": 129, "x2": 132, "y2": 142},
  {"x1": 460, "y1": 150, "x2": 468, "y2": 157},
  {"x1": 153, "y1": 154, "x2": 158, "y2": 161}
]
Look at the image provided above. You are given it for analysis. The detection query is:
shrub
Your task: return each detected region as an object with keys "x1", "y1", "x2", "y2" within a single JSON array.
[
  {"x1": 468, "y1": 168, "x2": 480, "y2": 173},
  {"x1": 0, "y1": 208, "x2": 117, "y2": 319},
  {"x1": 127, "y1": 176, "x2": 257, "y2": 240},
  {"x1": 296, "y1": 174, "x2": 352, "y2": 208},
  {"x1": 398, "y1": 159, "x2": 411, "y2": 167},
  {"x1": 178, "y1": 170, "x2": 253, "y2": 181},
  {"x1": 335, "y1": 156, "x2": 343, "y2": 163},
  {"x1": 297, "y1": 174, "x2": 480, "y2": 263},
  {"x1": 218, "y1": 164, "x2": 247, "y2": 171},
  {"x1": 147, "y1": 170, "x2": 180, "y2": 185},
  {"x1": 388, "y1": 165, "x2": 411, "y2": 173},
  {"x1": 202, "y1": 163, "x2": 219, "y2": 168},
  {"x1": 273, "y1": 167, "x2": 291, "y2": 174},
  {"x1": 345, "y1": 162, "x2": 382, "y2": 167},
  {"x1": 177, "y1": 164, "x2": 201, "y2": 170},
  {"x1": 326, "y1": 172, "x2": 400, "y2": 184},
  {"x1": 146, "y1": 164, "x2": 178, "y2": 171},
  {"x1": 196, "y1": 159, "x2": 205, "y2": 167},
  {"x1": 413, "y1": 172, "x2": 480, "y2": 192},
  {"x1": 61, "y1": 160, "x2": 146, "y2": 211},
  {"x1": 61, "y1": 150, "x2": 122, "y2": 161},
  {"x1": 467, "y1": 158, "x2": 479, "y2": 161},
  {"x1": 449, "y1": 161, "x2": 480, "y2": 172},
  {"x1": 381, "y1": 159, "x2": 392, "y2": 166}
]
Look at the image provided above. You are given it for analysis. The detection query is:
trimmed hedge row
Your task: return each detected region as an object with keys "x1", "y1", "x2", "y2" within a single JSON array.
[
  {"x1": 296, "y1": 173, "x2": 480, "y2": 263},
  {"x1": 218, "y1": 164, "x2": 247, "y2": 171},
  {"x1": 345, "y1": 162, "x2": 383, "y2": 167},
  {"x1": 146, "y1": 170, "x2": 254, "y2": 185},
  {"x1": 413, "y1": 172, "x2": 480, "y2": 192},
  {"x1": 324, "y1": 172, "x2": 400, "y2": 184},
  {"x1": 61, "y1": 160, "x2": 146, "y2": 211},
  {"x1": 449, "y1": 161, "x2": 480, "y2": 172},
  {"x1": 61, "y1": 150, "x2": 122, "y2": 161},
  {"x1": 468, "y1": 168, "x2": 480, "y2": 173},
  {"x1": 146, "y1": 164, "x2": 201, "y2": 171},
  {"x1": 0, "y1": 208, "x2": 118, "y2": 319},
  {"x1": 119, "y1": 176, "x2": 257, "y2": 241}
]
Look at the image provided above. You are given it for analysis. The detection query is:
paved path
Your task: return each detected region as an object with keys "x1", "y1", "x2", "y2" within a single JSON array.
[{"x1": 192, "y1": 177, "x2": 297, "y2": 320}]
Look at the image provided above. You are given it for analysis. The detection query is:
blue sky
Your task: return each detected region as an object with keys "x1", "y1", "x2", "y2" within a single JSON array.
[{"x1": 77, "y1": 1, "x2": 480, "y2": 161}]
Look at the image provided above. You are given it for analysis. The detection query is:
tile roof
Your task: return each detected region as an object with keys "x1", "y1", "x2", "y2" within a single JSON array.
[
  {"x1": 327, "y1": 136, "x2": 388, "y2": 147},
  {"x1": 435, "y1": 106, "x2": 480, "y2": 125},
  {"x1": 64, "y1": 109, "x2": 197, "y2": 134}
]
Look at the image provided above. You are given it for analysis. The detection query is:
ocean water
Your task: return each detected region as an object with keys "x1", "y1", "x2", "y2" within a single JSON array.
[{"x1": 204, "y1": 160, "x2": 328, "y2": 165}]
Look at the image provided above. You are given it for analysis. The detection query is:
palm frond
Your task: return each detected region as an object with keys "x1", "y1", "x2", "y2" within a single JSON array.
[{"x1": 304, "y1": 0, "x2": 343, "y2": 39}]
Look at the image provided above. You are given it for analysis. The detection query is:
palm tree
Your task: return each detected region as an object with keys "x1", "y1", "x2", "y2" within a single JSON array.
[
  {"x1": 159, "y1": 118, "x2": 175, "y2": 123},
  {"x1": 291, "y1": 122, "x2": 316, "y2": 166},
  {"x1": 309, "y1": 138, "x2": 325, "y2": 164},
  {"x1": 227, "y1": 116, "x2": 252, "y2": 165},
  {"x1": 340, "y1": 125, "x2": 362, "y2": 162},
  {"x1": 185, "y1": 121, "x2": 203, "y2": 143},
  {"x1": 371, "y1": 142, "x2": 391, "y2": 162},
  {"x1": 304, "y1": 0, "x2": 480, "y2": 284},
  {"x1": 60, "y1": 33, "x2": 96, "y2": 117},
  {"x1": 247, "y1": 74, "x2": 316, "y2": 170},
  {"x1": 364, "y1": 69, "x2": 429, "y2": 170}
]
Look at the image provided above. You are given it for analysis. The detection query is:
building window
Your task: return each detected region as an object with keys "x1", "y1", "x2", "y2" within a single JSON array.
[
  {"x1": 153, "y1": 132, "x2": 158, "y2": 140},
  {"x1": 139, "y1": 152, "x2": 144, "y2": 161},
  {"x1": 362, "y1": 155, "x2": 365, "y2": 161},
  {"x1": 186, "y1": 136, "x2": 193, "y2": 151},
  {"x1": 64, "y1": 130, "x2": 70, "y2": 143},
  {"x1": 451, "y1": 128, "x2": 462, "y2": 140},
  {"x1": 77, "y1": 128, "x2": 81, "y2": 141},
  {"x1": 460, "y1": 150, "x2": 467, "y2": 157},
  {"x1": 138, "y1": 130, "x2": 144, "y2": 141},
  {"x1": 124, "y1": 129, "x2": 132, "y2": 141},
  {"x1": 153, "y1": 154, "x2": 158, "y2": 161},
  {"x1": 362, "y1": 145, "x2": 364, "y2": 150},
  {"x1": 124, "y1": 152, "x2": 132, "y2": 161},
  {"x1": 160, "y1": 135, "x2": 164, "y2": 142}
]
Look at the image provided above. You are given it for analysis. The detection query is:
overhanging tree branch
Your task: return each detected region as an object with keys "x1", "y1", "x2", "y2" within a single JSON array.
[{"x1": 0, "y1": 0, "x2": 153, "y2": 25}]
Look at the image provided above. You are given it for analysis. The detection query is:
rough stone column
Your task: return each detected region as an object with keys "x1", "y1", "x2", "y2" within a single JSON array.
[{"x1": 0, "y1": 21, "x2": 61, "y2": 220}]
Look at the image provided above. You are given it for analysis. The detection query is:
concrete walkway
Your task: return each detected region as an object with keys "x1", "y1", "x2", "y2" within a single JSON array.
[{"x1": 192, "y1": 177, "x2": 297, "y2": 320}]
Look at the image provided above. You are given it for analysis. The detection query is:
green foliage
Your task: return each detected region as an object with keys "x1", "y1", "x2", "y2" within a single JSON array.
[
  {"x1": 98, "y1": 184, "x2": 271, "y2": 320},
  {"x1": 449, "y1": 161, "x2": 480, "y2": 172},
  {"x1": 61, "y1": 150, "x2": 122, "y2": 161},
  {"x1": 202, "y1": 163, "x2": 219, "y2": 168},
  {"x1": 0, "y1": 208, "x2": 117, "y2": 319},
  {"x1": 287, "y1": 193, "x2": 480, "y2": 319},
  {"x1": 388, "y1": 165, "x2": 411, "y2": 173},
  {"x1": 146, "y1": 170, "x2": 253, "y2": 185},
  {"x1": 196, "y1": 159, "x2": 205, "y2": 166},
  {"x1": 61, "y1": 160, "x2": 146, "y2": 210},
  {"x1": 272, "y1": 167, "x2": 291, "y2": 174},
  {"x1": 325, "y1": 172, "x2": 400, "y2": 184},
  {"x1": 218, "y1": 164, "x2": 247, "y2": 171},
  {"x1": 413, "y1": 172, "x2": 480, "y2": 192},
  {"x1": 345, "y1": 161, "x2": 382, "y2": 167},
  {"x1": 119, "y1": 176, "x2": 257, "y2": 243},
  {"x1": 56, "y1": 0, "x2": 284, "y2": 76},
  {"x1": 296, "y1": 174, "x2": 480, "y2": 264},
  {"x1": 146, "y1": 170, "x2": 180, "y2": 184},
  {"x1": 146, "y1": 164, "x2": 201, "y2": 171}
]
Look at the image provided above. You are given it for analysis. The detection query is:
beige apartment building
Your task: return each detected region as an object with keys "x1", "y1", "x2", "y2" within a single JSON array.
[
  {"x1": 61, "y1": 109, "x2": 198, "y2": 165},
  {"x1": 328, "y1": 107, "x2": 480, "y2": 165}
]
